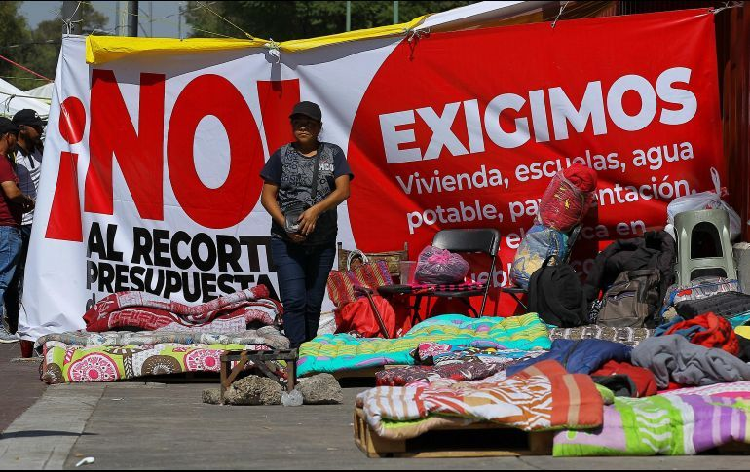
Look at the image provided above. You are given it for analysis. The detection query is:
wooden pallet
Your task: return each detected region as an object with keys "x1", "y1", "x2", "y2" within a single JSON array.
[
  {"x1": 332, "y1": 365, "x2": 405, "y2": 381},
  {"x1": 354, "y1": 407, "x2": 553, "y2": 458},
  {"x1": 716, "y1": 442, "x2": 750, "y2": 454}
]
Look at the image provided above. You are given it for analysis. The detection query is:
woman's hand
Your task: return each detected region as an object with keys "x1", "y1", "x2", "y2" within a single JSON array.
[{"x1": 297, "y1": 207, "x2": 320, "y2": 237}]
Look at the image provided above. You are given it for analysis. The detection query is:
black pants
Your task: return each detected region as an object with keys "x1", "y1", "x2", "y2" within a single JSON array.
[{"x1": 270, "y1": 238, "x2": 335, "y2": 348}]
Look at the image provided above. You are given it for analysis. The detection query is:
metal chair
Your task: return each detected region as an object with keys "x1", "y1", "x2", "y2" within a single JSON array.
[
  {"x1": 378, "y1": 228, "x2": 501, "y2": 322},
  {"x1": 503, "y1": 225, "x2": 582, "y2": 311}
]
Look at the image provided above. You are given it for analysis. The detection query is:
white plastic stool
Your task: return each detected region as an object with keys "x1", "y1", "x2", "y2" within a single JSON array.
[{"x1": 675, "y1": 209, "x2": 736, "y2": 285}]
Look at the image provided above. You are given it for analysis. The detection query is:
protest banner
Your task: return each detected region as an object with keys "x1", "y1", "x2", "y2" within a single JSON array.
[{"x1": 21, "y1": 8, "x2": 723, "y2": 339}]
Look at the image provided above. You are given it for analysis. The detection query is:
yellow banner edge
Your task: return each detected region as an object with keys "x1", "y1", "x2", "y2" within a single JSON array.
[{"x1": 85, "y1": 15, "x2": 428, "y2": 65}]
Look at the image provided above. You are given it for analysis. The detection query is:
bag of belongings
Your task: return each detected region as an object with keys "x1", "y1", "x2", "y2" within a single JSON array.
[
  {"x1": 583, "y1": 231, "x2": 676, "y2": 328},
  {"x1": 596, "y1": 269, "x2": 661, "y2": 328},
  {"x1": 415, "y1": 245, "x2": 470, "y2": 284},
  {"x1": 510, "y1": 224, "x2": 570, "y2": 290},
  {"x1": 528, "y1": 256, "x2": 588, "y2": 327},
  {"x1": 665, "y1": 167, "x2": 742, "y2": 240},
  {"x1": 538, "y1": 164, "x2": 597, "y2": 232}
]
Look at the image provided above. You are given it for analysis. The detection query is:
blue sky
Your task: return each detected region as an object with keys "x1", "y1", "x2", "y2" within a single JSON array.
[{"x1": 19, "y1": 1, "x2": 190, "y2": 38}]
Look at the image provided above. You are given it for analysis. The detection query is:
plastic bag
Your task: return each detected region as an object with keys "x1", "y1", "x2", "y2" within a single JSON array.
[
  {"x1": 666, "y1": 167, "x2": 741, "y2": 240},
  {"x1": 414, "y1": 245, "x2": 469, "y2": 284},
  {"x1": 538, "y1": 165, "x2": 597, "y2": 232}
]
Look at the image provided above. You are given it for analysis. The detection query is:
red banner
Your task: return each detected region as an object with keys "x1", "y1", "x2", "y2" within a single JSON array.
[{"x1": 346, "y1": 9, "x2": 723, "y2": 315}]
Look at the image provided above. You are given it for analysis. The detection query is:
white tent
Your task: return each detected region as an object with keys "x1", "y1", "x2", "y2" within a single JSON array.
[
  {"x1": 26, "y1": 82, "x2": 54, "y2": 102},
  {"x1": 0, "y1": 78, "x2": 50, "y2": 119}
]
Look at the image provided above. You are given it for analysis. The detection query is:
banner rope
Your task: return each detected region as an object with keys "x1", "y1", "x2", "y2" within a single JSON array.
[
  {"x1": 61, "y1": 1, "x2": 84, "y2": 35},
  {"x1": 551, "y1": 1, "x2": 571, "y2": 29},
  {"x1": 264, "y1": 39, "x2": 282, "y2": 63},
  {"x1": 197, "y1": 1, "x2": 257, "y2": 40},
  {"x1": 0, "y1": 76, "x2": 53, "y2": 82},
  {"x1": 711, "y1": 1, "x2": 744, "y2": 14},
  {"x1": 76, "y1": 1, "x2": 235, "y2": 39},
  {"x1": 0, "y1": 54, "x2": 54, "y2": 82},
  {"x1": 405, "y1": 27, "x2": 431, "y2": 43}
]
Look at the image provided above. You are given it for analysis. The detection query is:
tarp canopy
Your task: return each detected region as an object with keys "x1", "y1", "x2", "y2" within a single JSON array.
[
  {"x1": 0, "y1": 78, "x2": 50, "y2": 118},
  {"x1": 26, "y1": 82, "x2": 55, "y2": 102}
]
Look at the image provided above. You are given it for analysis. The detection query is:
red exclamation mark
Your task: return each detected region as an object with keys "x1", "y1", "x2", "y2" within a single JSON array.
[
  {"x1": 46, "y1": 96, "x2": 85, "y2": 241},
  {"x1": 256, "y1": 79, "x2": 301, "y2": 154}
]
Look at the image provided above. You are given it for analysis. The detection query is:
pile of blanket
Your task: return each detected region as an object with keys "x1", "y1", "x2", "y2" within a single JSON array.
[
  {"x1": 337, "y1": 305, "x2": 750, "y2": 456},
  {"x1": 38, "y1": 285, "x2": 289, "y2": 384},
  {"x1": 83, "y1": 285, "x2": 280, "y2": 333},
  {"x1": 297, "y1": 313, "x2": 551, "y2": 377}
]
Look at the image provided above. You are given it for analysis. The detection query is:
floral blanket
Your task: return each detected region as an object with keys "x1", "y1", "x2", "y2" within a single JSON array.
[
  {"x1": 554, "y1": 383, "x2": 750, "y2": 455},
  {"x1": 41, "y1": 343, "x2": 273, "y2": 384},
  {"x1": 357, "y1": 360, "x2": 603, "y2": 440},
  {"x1": 297, "y1": 313, "x2": 551, "y2": 377}
]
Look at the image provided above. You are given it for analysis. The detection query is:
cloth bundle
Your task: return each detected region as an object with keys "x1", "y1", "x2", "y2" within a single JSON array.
[
  {"x1": 539, "y1": 164, "x2": 597, "y2": 232},
  {"x1": 631, "y1": 335, "x2": 750, "y2": 389},
  {"x1": 656, "y1": 312, "x2": 739, "y2": 355}
]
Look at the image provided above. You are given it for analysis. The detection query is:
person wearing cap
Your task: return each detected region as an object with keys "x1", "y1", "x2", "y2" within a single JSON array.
[
  {"x1": 259, "y1": 101, "x2": 354, "y2": 348},
  {"x1": 5, "y1": 109, "x2": 45, "y2": 336},
  {"x1": 0, "y1": 118, "x2": 34, "y2": 343}
]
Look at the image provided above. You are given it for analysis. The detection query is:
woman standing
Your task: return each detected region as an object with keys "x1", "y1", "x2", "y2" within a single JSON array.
[{"x1": 260, "y1": 101, "x2": 353, "y2": 348}]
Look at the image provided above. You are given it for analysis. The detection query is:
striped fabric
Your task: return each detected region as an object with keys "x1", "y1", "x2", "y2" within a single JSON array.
[
  {"x1": 326, "y1": 261, "x2": 393, "y2": 307},
  {"x1": 356, "y1": 360, "x2": 603, "y2": 440}
]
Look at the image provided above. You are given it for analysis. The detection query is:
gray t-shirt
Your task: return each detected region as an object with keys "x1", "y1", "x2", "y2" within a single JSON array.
[
  {"x1": 14, "y1": 145, "x2": 42, "y2": 226},
  {"x1": 260, "y1": 142, "x2": 354, "y2": 245}
]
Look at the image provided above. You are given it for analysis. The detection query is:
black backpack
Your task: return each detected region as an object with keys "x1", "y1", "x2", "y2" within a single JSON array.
[{"x1": 528, "y1": 256, "x2": 588, "y2": 327}]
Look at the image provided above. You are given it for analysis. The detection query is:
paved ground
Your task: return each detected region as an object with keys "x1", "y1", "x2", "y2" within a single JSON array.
[
  {"x1": 0, "y1": 344, "x2": 46, "y2": 432},
  {"x1": 2, "y1": 346, "x2": 750, "y2": 469}
]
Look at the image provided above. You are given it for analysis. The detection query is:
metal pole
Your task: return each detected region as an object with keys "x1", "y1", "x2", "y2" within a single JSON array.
[
  {"x1": 394, "y1": 1, "x2": 399, "y2": 24},
  {"x1": 117, "y1": 1, "x2": 129, "y2": 35},
  {"x1": 178, "y1": 3, "x2": 183, "y2": 39},
  {"x1": 128, "y1": 1, "x2": 139, "y2": 37},
  {"x1": 61, "y1": 1, "x2": 83, "y2": 34},
  {"x1": 149, "y1": 1, "x2": 153, "y2": 37},
  {"x1": 346, "y1": 1, "x2": 351, "y2": 32}
]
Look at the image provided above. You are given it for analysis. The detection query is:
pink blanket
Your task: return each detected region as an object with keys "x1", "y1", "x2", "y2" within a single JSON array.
[{"x1": 84, "y1": 285, "x2": 282, "y2": 333}]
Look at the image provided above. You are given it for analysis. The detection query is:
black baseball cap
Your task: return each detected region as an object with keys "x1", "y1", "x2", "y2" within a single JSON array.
[
  {"x1": 12, "y1": 109, "x2": 45, "y2": 129},
  {"x1": 0, "y1": 117, "x2": 19, "y2": 136},
  {"x1": 289, "y1": 101, "x2": 322, "y2": 122}
]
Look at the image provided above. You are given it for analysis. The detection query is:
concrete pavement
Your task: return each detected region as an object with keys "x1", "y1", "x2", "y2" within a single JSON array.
[{"x1": 2, "y1": 346, "x2": 750, "y2": 469}]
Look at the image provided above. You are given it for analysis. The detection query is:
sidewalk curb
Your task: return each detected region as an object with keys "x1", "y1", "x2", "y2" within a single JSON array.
[{"x1": 0, "y1": 384, "x2": 105, "y2": 469}]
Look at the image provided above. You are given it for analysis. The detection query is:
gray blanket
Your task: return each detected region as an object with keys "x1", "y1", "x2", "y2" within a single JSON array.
[
  {"x1": 631, "y1": 335, "x2": 750, "y2": 388},
  {"x1": 35, "y1": 326, "x2": 289, "y2": 352}
]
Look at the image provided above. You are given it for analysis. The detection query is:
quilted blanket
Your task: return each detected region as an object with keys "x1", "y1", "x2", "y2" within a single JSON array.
[
  {"x1": 375, "y1": 361, "x2": 503, "y2": 386},
  {"x1": 34, "y1": 326, "x2": 289, "y2": 353},
  {"x1": 41, "y1": 342, "x2": 274, "y2": 384},
  {"x1": 357, "y1": 360, "x2": 603, "y2": 440},
  {"x1": 414, "y1": 343, "x2": 545, "y2": 366},
  {"x1": 549, "y1": 326, "x2": 654, "y2": 347},
  {"x1": 297, "y1": 313, "x2": 551, "y2": 377},
  {"x1": 84, "y1": 286, "x2": 281, "y2": 333},
  {"x1": 553, "y1": 385, "x2": 750, "y2": 455}
]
